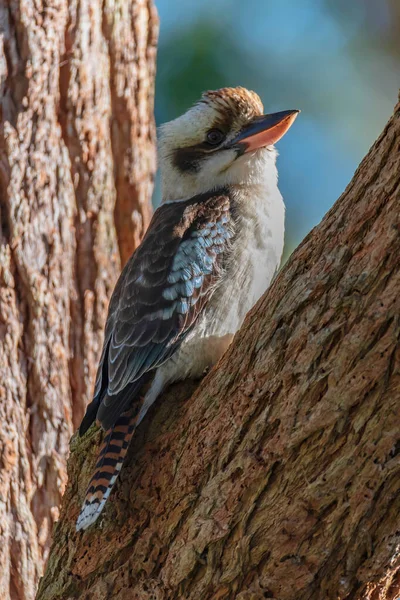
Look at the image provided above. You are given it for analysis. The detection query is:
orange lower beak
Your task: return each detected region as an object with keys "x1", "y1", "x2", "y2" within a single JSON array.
[{"x1": 230, "y1": 110, "x2": 299, "y2": 153}]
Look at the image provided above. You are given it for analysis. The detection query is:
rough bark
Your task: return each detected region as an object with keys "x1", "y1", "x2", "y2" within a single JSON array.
[
  {"x1": 37, "y1": 98, "x2": 400, "y2": 600},
  {"x1": 0, "y1": 1, "x2": 158, "y2": 599}
]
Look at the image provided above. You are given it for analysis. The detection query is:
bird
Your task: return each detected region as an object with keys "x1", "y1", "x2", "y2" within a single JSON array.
[{"x1": 76, "y1": 86, "x2": 299, "y2": 531}]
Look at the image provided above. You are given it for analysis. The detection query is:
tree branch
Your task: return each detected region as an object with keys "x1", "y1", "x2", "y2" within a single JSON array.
[{"x1": 37, "y1": 98, "x2": 400, "y2": 600}]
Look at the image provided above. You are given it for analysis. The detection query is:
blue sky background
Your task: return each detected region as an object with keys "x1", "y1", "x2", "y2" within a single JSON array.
[{"x1": 153, "y1": 0, "x2": 400, "y2": 259}]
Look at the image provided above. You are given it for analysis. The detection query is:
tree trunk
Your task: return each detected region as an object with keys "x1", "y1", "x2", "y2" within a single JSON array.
[
  {"x1": 36, "y1": 95, "x2": 400, "y2": 600},
  {"x1": 0, "y1": 1, "x2": 158, "y2": 599}
]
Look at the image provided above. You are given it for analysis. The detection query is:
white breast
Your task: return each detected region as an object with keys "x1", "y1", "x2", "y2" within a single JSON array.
[
  {"x1": 202, "y1": 183, "x2": 285, "y2": 337},
  {"x1": 142, "y1": 160, "x2": 285, "y2": 407},
  {"x1": 154, "y1": 182, "x2": 284, "y2": 387}
]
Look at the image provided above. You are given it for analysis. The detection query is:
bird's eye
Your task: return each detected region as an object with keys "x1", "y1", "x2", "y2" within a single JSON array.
[{"x1": 206, "y1": 129, "x2": 225, "y2": 146}]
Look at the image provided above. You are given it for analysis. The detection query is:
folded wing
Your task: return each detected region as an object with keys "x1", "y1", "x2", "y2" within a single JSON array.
[{"x1": 80, "y1": 191, "x2": 234, "y2": 433}]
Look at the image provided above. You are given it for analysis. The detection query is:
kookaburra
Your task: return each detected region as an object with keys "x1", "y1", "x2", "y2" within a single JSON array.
[{"x1": 76, "y1": 87, "x2": 298, "y2": 531}]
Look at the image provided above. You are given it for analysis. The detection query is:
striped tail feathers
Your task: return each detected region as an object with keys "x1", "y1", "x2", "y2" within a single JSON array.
[{"x1": 76, "y1": 412, "x2": 137, "y2": 532}]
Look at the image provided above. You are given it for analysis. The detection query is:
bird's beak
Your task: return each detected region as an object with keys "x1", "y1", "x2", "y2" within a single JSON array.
[{"x1": 230, "y1": 110, "x2": 300, "y2": 153}]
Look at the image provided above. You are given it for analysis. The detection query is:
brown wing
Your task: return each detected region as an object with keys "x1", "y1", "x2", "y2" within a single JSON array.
[{"x1": 80, "y1": 190, "x2": 234, "y2": 433}]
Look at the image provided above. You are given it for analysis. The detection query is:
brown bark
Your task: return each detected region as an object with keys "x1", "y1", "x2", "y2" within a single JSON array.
[
  {"x1": 0, "y1": 1, "x2": 158, "y2": 599},
  {"x1": 36, "y1": 97, "x2": 400, "y2": 600}
]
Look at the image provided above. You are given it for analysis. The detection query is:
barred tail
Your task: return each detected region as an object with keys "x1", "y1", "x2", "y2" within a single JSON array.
[{"x1": 76, "y1": 412, "x2": 137, "y2": 531}]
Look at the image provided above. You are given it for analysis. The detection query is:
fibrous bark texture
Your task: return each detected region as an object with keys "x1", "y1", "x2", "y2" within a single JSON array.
[
  {"x1": 37, "y1": 99, "x2": 400, "y2": 600},
  {"x1": 0, "y1": 1, "x2": 157, "y2": 598}
]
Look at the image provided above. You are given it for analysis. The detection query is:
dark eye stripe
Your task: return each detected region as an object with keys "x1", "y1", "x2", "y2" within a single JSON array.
[
  {"x1": 173, "y1": 147, "x2": 206, "y2": 173},
  {"x1": 173, "y1": 131, "x2": 228, "y2": 173}
]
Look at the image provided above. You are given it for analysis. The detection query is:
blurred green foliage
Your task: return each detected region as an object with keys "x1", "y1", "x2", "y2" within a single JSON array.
[{"x1": 154, "y1": 0, "x2": 400, "y2": 260}]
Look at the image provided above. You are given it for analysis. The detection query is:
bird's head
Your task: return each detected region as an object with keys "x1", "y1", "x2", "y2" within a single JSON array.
[{"x1": 158, "y1": 86, "x2": 299, "y2": 201}]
